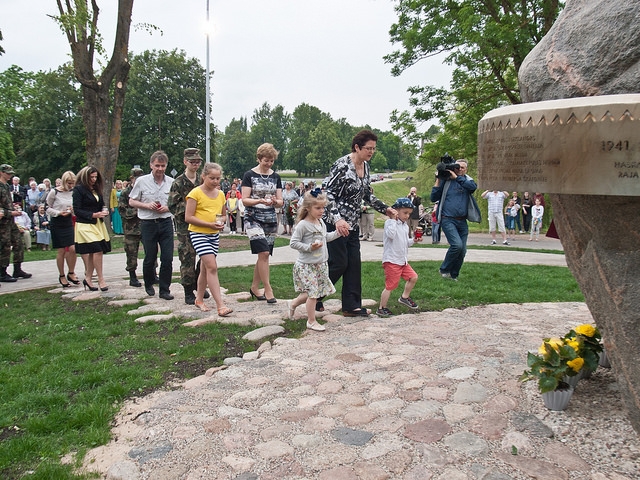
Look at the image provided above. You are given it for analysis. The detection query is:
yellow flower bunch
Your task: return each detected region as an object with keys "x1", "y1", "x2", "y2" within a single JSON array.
[
  {"x1": 521, "y1": 337, "x2": 584, "y2": 393},
  {"x1": 567, "y1": 357, "x2": 585, "y2": 372},
  {"x1": 563, "y1": 323, "x2": 603, "y2": 373},
  {"x1": 574, "y1": 324, "x2": 596, "y2": 337},
  {"x1": 565, "y1": 339, "x2": 580, "y2": 352}
]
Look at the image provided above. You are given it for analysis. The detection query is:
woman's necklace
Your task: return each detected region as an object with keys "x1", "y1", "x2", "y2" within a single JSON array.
[{"x1": 254, "y1": 166, "x2": 272, "y2": 180}]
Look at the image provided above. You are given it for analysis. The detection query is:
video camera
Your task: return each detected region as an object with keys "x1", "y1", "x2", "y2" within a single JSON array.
[{"x1": 435, "y1": 153, "x2": 460, "y2": 181}]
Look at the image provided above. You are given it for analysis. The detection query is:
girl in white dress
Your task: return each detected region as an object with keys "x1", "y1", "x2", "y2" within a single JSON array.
[{"x1": 288, "y1": 190, "x2": 340, "y2": 331}]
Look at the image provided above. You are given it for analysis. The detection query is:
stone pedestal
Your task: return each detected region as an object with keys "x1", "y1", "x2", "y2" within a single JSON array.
[{"x1": 478, "y1": 0, "x2": 640, "y2": 433}]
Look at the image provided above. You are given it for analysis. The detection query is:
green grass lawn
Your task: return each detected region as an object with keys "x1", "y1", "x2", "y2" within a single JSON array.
[{"x1": 0, "y1": 258, "x2": 583, "y2": 479}]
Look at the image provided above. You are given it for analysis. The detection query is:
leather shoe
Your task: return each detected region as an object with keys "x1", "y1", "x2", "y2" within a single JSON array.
[
  {"x1": 342, "y1": 308, "x2": 371, "y2": 317},
  {"x1": 145, "y1": 286, "x2": 155, "y2": 296},
  {"x1": 159, "y1": 292, "x2": 174, "y2": 301},
  {"x1": 0, "y1": 273, "x2": 17, "y2": 283}
]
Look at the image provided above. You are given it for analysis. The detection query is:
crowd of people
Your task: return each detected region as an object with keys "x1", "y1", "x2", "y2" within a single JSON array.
[
  {"x1": 481, "y1": 190, "x2": 546, "y2": 245},
  {"x1": 1, "y1": 133, "x2": 549, "y2": 328}
]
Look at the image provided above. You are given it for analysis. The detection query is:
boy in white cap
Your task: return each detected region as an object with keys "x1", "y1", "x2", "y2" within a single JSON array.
[{"x1": 377, "y1": 197, "x2": 422, "y2": 317}]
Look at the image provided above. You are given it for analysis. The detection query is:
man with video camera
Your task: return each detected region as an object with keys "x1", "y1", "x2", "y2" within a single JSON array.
[{"x1": 430, "y1": 155, "x2": 477, "y2": 281}]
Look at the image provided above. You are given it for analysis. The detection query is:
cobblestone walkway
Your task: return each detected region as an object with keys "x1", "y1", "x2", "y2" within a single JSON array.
[{"x1": 58, "y1": 277, "x2": 638, "y2": 480}]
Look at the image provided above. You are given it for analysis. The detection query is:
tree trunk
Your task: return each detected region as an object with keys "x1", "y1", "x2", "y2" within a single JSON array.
[{"x1": 58, "y1": 0, "x2": 133, "y2": 202}]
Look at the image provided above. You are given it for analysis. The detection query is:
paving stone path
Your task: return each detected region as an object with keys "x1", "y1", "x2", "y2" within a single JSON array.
[{"x1": 53, "y1": 277, "x2": 639, "y2": 480}]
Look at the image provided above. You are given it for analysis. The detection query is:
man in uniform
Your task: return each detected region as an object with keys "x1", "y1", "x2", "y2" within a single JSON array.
[
  {"x1": 168, "y1": 148, "x2": 203, "y2": 305},
  {"x1": 0, "y1": 164, "x2": 32, "y2": 282},
  {"x1": 118, "y1": 167, "x2": 144, "y2": 287}
]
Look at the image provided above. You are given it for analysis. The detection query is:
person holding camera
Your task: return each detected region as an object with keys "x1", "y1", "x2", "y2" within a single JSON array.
[
  {"x1": 407, "y1": 186, "x2": 422, "y2": 238},
  {"x1": 430, "y1": 157, "x2": 477, "y2": 281}
]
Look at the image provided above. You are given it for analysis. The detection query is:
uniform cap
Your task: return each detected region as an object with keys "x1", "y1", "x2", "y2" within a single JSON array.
[
  {"x1": 184, "y1": 148, "x2": 202, "y2": 160},
  {"x1": 130, "y1": 167, "x2": 144, "y2": 178},
  {"x1": 0, "y1": 164, "x2": 16, "y2": 175}
]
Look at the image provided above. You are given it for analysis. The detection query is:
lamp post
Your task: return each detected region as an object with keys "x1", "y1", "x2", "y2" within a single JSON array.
[{"x1": 205, "y1": 0, "x2": 211, "y2": 163}]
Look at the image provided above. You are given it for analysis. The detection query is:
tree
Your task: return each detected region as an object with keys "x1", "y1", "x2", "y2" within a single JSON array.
[
  {"x1": 305, "y1": 119, "x2": 343, "y2": 176},
  {"x1": 370, "y1": 150, "x2": 388, "y2": 173},
  {"x1": 219, "y1": 117, "x2": 253, "y2": 179},
  {"x1": 0, "y1": 65, "x2": 31, "y2": 166},
  {"x1": 386, "y1": 0, "x2": 563, "y2": 158},
  {"x1": 119, "y1": 49, "x2": 208, "y2": 175},
  {"x1": 286, "y1": 104, "x2": 327, "y2": 174},
  {"x1": 249, "y1": 102, "x2": 290, "y2": 165},
  {"x1": 55, "y1": 0, "x2": 134, "y2": 198},
  {"x1": 15, "y1": 65, "x2": 85, "y2": 177}
]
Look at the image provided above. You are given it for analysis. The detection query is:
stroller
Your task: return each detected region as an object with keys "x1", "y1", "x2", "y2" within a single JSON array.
[{"x1": 417, "y1": 207, "x2": 433, "y2": 236}]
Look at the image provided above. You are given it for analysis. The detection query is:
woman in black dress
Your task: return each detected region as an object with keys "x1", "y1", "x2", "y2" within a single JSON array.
[
  {"x1": 46, "y1": 170, "x2": 78, "y2": 287},
  {"x1": 73, "y1": 166, "x2": 111, "y2": 291}
]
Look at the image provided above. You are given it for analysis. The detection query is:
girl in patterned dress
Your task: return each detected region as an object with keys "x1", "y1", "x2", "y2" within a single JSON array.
[{"x1": 288, "y1": 190, "x2": 340, "y2": 331}]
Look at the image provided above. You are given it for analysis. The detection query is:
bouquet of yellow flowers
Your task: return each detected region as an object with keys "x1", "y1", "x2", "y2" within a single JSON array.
[
  {"x1": 562, "y1": 323, "x2": 602, "y2": 373},
  {"x1": 520, "y1": 337, "x2": 584, "y2": 393}
]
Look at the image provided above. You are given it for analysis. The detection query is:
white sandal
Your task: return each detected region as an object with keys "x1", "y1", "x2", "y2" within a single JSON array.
[{"x1": 306, "y1": 321, "x2": 326, "y2": 331}]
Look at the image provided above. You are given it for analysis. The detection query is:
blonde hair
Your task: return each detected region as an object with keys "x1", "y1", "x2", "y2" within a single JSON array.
[
  {"x1": 59, "y1": 171, "x2": 76, "y2": 192},
  {"x1": 256, "y1": 143, "x2": 279, "y2": 161},
  {"x1": 296, "y1": 191, "x2": 327, "y2": 223}
]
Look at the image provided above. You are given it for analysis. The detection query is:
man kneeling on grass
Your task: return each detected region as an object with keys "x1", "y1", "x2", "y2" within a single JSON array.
[{"x1": 377, "y1": 197, "x2": 422, "y2": 317}]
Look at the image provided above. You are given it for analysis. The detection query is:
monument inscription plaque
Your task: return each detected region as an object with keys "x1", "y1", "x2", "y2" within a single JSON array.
[{"x1": 478, "y1": 94, "x2": 640, "y2": 195}]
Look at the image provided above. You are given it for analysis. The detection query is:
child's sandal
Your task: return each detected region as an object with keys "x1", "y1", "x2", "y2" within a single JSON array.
[{"x1": 287, "y1": 300, "x2": 296, "y2": 320}]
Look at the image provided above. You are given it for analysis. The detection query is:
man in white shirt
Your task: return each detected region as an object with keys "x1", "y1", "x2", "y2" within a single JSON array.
[
  {"x1": 481, "y1": 189, "x2": 510, "y2": 245},
  {"x1": 129, "y1": 151, "x2": 175, "y2": 300}
]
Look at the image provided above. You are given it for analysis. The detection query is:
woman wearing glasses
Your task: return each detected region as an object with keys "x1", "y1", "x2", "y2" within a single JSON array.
[{"x1": 319, "y1": 130, "x2": 396, "y2": 317}]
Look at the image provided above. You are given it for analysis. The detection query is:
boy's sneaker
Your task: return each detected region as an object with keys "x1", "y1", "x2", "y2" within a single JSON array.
[
  {"x1": 398, "y1": 296, "x2": 419, "y2": 310},
  {"x1": 503, "y1": 240, "x2": 510, "y2": 245},
  {"x1": 376, "y1": 307, "x2": 393, "y2": 317},
  {"x1": 491, "y1": 240, "x2": 496, "y2": 245}
]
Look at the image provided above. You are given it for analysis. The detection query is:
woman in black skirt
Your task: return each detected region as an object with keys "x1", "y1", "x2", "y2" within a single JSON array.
[
  {"x1": 46, "y1": 170, "x2": 78, "y2": 288},
  {"x1": 73, "y1": 166, "x2": 111, "y2": 291}
]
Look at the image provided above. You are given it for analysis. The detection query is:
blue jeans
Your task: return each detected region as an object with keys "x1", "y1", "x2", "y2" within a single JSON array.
[
  {"x1": 140, "y1": 218, "x2": 174, "y2": 294},
  {"x1": 439, "y1": 217, "x2": 468, "y2": 279}
]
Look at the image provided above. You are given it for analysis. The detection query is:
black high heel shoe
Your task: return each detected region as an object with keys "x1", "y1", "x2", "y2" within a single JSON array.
[
  {"x1": 249, "y1": 288, "x2": 266, "y2": 301},
  {"x1": 100, "y1": 285, "x2": 109, "y2": 292},
  {"x1": 83, "y1": 279, "x2": 98, "y2": 291},
  {"x1": 266, "y1": 297, "x2": 277, "y2": 304},
  {"x1": 66, "y1": 272, "x2": 80, "y2": 285},
  {"x1": 59, "y1": 275, "x2": 70, "y2": 288}
]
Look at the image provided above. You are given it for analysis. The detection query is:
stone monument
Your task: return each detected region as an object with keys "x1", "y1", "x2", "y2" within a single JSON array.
[{"x1": 479, "y1": 0, "x2": 640, "y2": 433}]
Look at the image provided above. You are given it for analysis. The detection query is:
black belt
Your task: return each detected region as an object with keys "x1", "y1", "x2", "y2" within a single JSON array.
[
  {"x1": 141, "y1": 217, "x2": 172, "y2": 223},
  {"x1": 443, "y1": 215, "x2": 467, "y2": 220}
]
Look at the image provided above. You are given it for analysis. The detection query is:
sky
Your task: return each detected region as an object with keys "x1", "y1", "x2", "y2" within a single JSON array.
[{"x1": 0, "y1": 0, "x2": 451, "y2": 132}]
